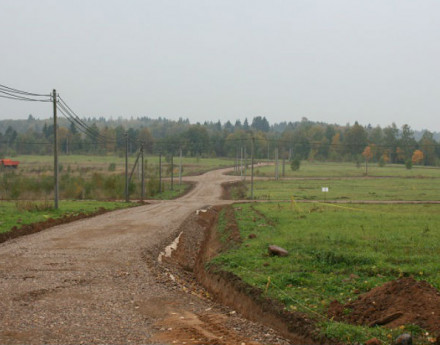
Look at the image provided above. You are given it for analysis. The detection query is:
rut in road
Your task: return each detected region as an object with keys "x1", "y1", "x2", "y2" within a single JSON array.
[{"x1": 0, "y1": 169, "x2": 291, "y2": 345}]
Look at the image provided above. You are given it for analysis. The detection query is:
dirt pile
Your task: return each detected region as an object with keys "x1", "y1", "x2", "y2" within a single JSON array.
[{"x1": 328, "y1": 277, "x2": 440, "y2": 334}]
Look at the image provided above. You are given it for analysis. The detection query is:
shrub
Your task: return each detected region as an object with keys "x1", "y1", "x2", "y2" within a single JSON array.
[{"x1": 290, "y1": 158, "x2": 301, "y2": 171}]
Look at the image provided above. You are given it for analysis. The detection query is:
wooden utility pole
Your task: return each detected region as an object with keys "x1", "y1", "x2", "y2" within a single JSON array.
[
  {"x1": 141, "y1": 144, "x2": 145, "y2": 201},
  {"x1": 251, "y1": 134, "x2": 255, "y2": 200},
  {"x1": 275, "y1": 147, "x2": 279, "y2": 180},
  {"x1": 53, "y1": 89, "x2": 59, "y2": 209},
  {"x1": 158, "y1": 152, "x2": 162, "y2": 193},
  {"x1": 179, "y1": 148, "x2": 182, "y2": 186},
  {"x1": 171, "y1": 154, "x2": 174, "y2": 191},
  {"x1": 282, "y1": 158, "x2": 285, "y2": 177},
  {"x1": 125, "y1": 132, "x2": 129, "y2": 202},
  {"x1": 240, "y1": 146, "x2": 243, "y2": 180}
]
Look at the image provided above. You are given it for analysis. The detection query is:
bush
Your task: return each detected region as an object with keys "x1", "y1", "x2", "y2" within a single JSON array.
[
  {"x1": 290, "y1": 158, "x2": 301, "y2": 171},
  {"x1": 405, "y1": 159, "x2": 413, "y2": 170}
]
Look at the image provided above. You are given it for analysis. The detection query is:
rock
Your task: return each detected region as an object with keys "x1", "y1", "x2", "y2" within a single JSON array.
[
  {"x1": 268, "y1": 245, "x2": 289, "y2": 257},
  {"x1": 365, "y1": 337, "x2": 381, "y2": 345},
  {"x1": 394, "y1": 334, "x2": 412, "y2": 345},
  {"x1": 248, "y1": 233, "x2": 257, "y2": 239}
]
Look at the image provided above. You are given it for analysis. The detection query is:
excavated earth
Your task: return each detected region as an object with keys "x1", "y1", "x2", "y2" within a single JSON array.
[{"x1": 328, "y1": 277, "x2": 440, "y2": 334}]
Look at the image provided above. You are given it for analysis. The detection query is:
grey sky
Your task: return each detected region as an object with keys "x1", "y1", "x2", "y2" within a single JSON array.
[{"x1": 1, "y1": 0, "x2": 439, "y2": 131}]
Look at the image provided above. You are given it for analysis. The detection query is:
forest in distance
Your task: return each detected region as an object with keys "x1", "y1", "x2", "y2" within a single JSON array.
[{"x1": 1, "y1": 115, "x2": 439, "y2": 167}]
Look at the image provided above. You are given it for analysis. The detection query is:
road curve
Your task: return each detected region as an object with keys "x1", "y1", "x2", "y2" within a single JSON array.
[{"x1": 0, "y1": 168, "x2": 251, "y2": 344}]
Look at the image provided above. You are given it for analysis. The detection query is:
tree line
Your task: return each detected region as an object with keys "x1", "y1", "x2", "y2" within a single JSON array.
[{"x1": 1, "y1": 114, "x2": 439, "y2": 166}]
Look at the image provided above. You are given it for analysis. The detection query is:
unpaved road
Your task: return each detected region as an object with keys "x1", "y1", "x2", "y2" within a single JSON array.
[{"x1": 0, "y1": 169, "x2": 289, "y2": 345}]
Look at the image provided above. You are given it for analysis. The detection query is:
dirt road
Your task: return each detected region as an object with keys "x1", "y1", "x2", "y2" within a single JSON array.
[{"x1": 0, "y1": 169, "x2": 289, "y2": 344}]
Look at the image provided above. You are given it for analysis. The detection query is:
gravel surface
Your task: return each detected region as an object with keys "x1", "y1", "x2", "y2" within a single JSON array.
[{"x1": 0, "y1": 169, "x2": 291, "y2": 344}]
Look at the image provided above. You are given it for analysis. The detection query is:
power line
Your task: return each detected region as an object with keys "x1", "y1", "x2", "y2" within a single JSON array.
[
  {"x1": 0, "y1": 83, "x2": 51, "y2": 103},
  {"x1": 57, "y1": 105, "x2": 112, "y2": 144},
  {"x1": 57, "y1": 97, "x2": 117, "y2": 144},
  {"x1": 0, "y1": 83, "x2": 50, "y2": 97},
  {"x1": 0, "y1": 90, "x2": 51, "y2": 102}
]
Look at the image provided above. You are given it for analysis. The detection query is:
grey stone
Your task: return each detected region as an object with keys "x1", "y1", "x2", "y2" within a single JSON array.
[{"x1": 268, "y1": 245, "x2": 289, "y2": 257}]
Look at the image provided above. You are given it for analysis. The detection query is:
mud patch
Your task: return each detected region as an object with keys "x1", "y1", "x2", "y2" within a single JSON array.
[
  {"x1": 328, "y1": 277, "x2": 440, "y2": 335},
  {"x1": 152, "y1": 310, "x2": 262, "y2": 345}
]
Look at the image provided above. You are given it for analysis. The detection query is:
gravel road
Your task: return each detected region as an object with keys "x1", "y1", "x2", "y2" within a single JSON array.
[{"x1": 0, "y1": 169, "x2": 290, "y2": 344}]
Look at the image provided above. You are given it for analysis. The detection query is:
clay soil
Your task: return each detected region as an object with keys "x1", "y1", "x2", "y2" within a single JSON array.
[{"x1": 328, "y1": 277, "x2": 440, "y2": 335}]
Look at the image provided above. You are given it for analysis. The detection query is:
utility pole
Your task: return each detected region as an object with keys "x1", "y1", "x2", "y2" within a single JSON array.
[
  {"x1": 171, "y1": 154, "x2": 174, "y2": 191},
  {"x1": 125, "y1": 132, "x2": 129, "y2": 202},
  {"x1": 53, "y1": 89, "x2": 59, "y2": 209},
  {"x1": 158, "y1": 152, "x2": 162, "y2": 193},
  {"x1": 240, "y1": 146, "x2": 243, "y2": 180},
  {"x1": 282, "y1": 157, "x2": 285, "y2": 177},
  {"x1": 244, "y1": 147, "x2": 247, "y2": 181},
  {"x1": 179, "y1": 147, "x2": 182, "y2": 186},
  {"x1": 275, "y1": 147, "x2": 279, "y2": 180},
  {"x1": 251, "y1": 134, "x2": 255, "y2": 200},
  {"x1": 141, "y1": 143, "x2": 145, "y2": 201}
]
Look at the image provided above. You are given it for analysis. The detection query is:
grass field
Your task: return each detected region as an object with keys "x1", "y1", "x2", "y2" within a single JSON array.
[
  {"x1": 15, "y1": 154, "x2": 235, "y2": 177},
  {"x1": 211, "y1": 202, "x2": 440, "y2": 344},
  {"x1": 0, "y1": 200, "x2": 134, "y2": 234},
  {"x1": 249, "y1": 177, "x2": 440, "y2": 201},
  {"x1": 246, "y1": 160, "x2": 440, "y2": 178},
  {"x1": 228, "y1": 161, "x2": 440, "y2": 201}
]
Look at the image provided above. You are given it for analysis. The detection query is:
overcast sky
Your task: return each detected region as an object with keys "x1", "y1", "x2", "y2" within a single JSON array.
[{"x1": 1, "y1": 0, "x2": 439, "y2": 131}]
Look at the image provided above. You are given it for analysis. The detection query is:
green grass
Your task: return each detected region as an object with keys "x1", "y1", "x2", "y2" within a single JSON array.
[
  {"x1": 248, "y1": 160, "x2": 440, "y2": 178},
  {"x1": 211, "y1": 202, "x2": 440, "y2": 344},
  {"x1": 147, "y1": 182, "x2": 191, "y2": 200},
  {"x1": 0, "y1": 200, "x2": 135, "y2": 234},
  {"x1": 247, "y1": 177, "x2": 440, "y2": 201}
]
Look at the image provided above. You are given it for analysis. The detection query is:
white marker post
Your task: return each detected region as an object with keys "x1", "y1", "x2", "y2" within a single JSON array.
[{"x1": 322, "y1": 187, "x2": 329, "y2": 202}]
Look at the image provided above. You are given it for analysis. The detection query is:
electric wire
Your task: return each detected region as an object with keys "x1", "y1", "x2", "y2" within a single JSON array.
[
  {"x1": 0, "y1": 83, "x2": 51, "y2": 97},
  {"x1": 57, "y1": 97, "x2": 112, "y2": 142},
  {"x1": 57, "y1": 105, "x2": 113, "y2": 144},
  {"x1": 0, "y1": 90, "x2": 51, "y2": 102}
]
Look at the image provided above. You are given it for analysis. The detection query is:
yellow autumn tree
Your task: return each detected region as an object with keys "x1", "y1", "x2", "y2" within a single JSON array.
[
  {"x1": 412, "y1": 150, "x2": 424, "y2": 165},
  {"x1": 362, "y1": 146, "x2": 373, "y2": 161},
  {"x1": 362, "y1": 146, "x2": 373, "y2": 175}
]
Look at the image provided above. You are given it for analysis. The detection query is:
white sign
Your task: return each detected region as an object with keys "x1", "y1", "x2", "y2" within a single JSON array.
[{"x1": 322, "y1": 187, "x2": 329, "y2": 192}]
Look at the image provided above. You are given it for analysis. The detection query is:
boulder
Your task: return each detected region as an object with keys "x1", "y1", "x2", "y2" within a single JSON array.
[{"x1": 268, "y1": 245, "x2": 289, "y2": 257}]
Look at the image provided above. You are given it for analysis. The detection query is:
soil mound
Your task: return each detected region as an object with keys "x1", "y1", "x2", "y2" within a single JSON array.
[{"x1": 328, "y1": 277, "x2": 440, "y2": 334}]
